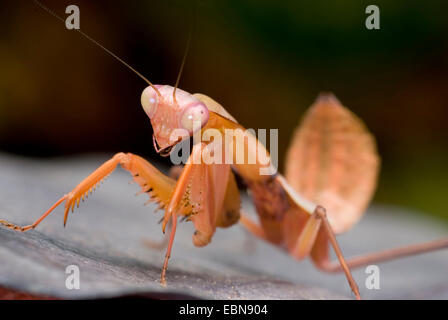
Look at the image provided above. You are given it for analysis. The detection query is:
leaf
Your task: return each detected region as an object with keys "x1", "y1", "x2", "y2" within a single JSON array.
[
  {"x1": 1, "y1": 154, "x2": 446, "y2": 299},
  {"x1": 285, "y1": 93, "x2": 380, "y2": 233}
]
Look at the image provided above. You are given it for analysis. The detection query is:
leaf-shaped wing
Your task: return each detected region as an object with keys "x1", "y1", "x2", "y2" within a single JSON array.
[{"x1": 285, "y1": 93, "x2": 380, "y2": 234}]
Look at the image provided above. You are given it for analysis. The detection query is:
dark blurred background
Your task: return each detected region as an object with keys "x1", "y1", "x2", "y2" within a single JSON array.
[{"x1": 0, "y1": 0, "x2": 447, "y2": 221}]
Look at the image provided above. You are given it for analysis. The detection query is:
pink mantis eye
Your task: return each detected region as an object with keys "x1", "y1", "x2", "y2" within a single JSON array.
[
  {"x1": 141, "y1": 86, "x2": 159, "y2": 118},
  {"x1": 179, "y1": 103, "x2": 209, "y2": 133}
]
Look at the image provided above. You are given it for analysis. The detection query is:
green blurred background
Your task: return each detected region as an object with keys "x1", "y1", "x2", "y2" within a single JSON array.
[{"x1": 0, "y1": 0, "x2": 447, "y2": 221}]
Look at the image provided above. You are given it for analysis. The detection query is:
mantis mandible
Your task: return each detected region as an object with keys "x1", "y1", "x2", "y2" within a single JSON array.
[{"x1": 1, "y1": 1, "x2": 448, "y2": 300}]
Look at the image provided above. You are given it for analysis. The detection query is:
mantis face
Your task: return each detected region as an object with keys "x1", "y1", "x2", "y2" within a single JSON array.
[{"x1": 141, "y1": 85, "x2": 209, "y2": 155}]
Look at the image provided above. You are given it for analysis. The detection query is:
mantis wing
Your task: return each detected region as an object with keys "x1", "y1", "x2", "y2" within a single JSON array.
[{"x1": 285, "y1": 93, "x2": 380, "y2": 234}]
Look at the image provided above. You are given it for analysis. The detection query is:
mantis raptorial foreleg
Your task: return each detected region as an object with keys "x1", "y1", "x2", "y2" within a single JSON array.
[
  {"x1": 0, "y1": 152, "x2": 177, "y2": 231},
  {"x1": 159, "y1": 142, "x2": 241, "y2": 284},
  {"x1": 142, "y1": 165, "x2": 183, "y2": 250},
  {"x1": 1, "y1": 152, "x2": 182, "y2": 283}
]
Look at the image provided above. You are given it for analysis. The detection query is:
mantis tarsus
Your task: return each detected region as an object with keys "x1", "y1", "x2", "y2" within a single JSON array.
[{"x1": 1, "y1": 1, "x2": 448, "y2": 300}]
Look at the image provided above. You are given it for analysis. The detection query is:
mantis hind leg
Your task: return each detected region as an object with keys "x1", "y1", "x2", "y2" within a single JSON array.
[
  {"x1": 288, "y1": 206, "x2": 361, "y2": 300},
  {"x1": 312, "y1": 227, "x2": 448, "y2": 272}
]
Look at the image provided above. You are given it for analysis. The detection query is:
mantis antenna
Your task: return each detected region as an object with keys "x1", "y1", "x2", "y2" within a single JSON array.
[
  {"x1": 172, "y1": 1, "x2": 197, "y2": 104},
  {"x1": 172, "y1": 26, "x2": 193, "y2": 104},
  {"x1": 32, "y1": 0, "x2": 161, "y2": 97}
]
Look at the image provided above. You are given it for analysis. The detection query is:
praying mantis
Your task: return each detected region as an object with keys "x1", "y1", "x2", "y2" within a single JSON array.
[{"x1": 1, "y1": 1, "x2": 448, "y2": 300}]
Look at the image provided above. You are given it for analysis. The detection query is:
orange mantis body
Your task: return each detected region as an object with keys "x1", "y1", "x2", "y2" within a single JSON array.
[{"x1": 1, "y1": 1, "x2": 448, "y2": 300}]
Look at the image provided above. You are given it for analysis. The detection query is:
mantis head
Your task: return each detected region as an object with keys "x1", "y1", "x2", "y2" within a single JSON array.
[
  {"x1": 34, "y1": 0, "x2": 207, "y2": 157},
  {"x1": 141, "y1": 85, "x2": 209, "y2": 155}
]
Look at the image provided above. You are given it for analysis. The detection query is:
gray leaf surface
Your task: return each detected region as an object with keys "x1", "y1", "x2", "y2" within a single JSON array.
[{"x1": 0, "y1": 153, "x2": 447, "y2": 299}]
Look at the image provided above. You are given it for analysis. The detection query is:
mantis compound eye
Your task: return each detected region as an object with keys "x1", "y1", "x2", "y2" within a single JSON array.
[
  {"x1": 179, "y1": 103, "x2": 209, "y2": 133},
  {"x1": 141, "y1": 86, "x2": 159, "y2": 118}
]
